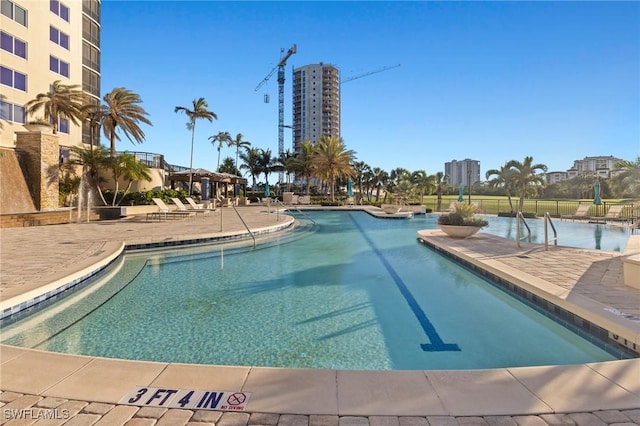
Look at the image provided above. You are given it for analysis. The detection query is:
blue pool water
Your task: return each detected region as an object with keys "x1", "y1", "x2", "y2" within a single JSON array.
[{"x1": 1, "y1": 212, "x2": 631, "y2": 370}]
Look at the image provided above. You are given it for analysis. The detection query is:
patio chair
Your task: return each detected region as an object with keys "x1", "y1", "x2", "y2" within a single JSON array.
[
  {"x1": 147, "y1": 198, "x2": 195, "y2": 221},
  {"x1": 602, "y1": 205, "x2": 627, "y2": 223},
  {"x1": 171, "y1": 198, "x2": 210, "y2": 216},
  {"x1": 185, "y1": 197, "x2": 216, "y2": 211},
  {"x1": 561, "y1": 204, "x2": 591, "y2": 221}
]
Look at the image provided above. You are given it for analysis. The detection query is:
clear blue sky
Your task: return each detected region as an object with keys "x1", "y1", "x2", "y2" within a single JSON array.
[{"x1": 101, "y1": 1, "x2": 639, "y2": 181}]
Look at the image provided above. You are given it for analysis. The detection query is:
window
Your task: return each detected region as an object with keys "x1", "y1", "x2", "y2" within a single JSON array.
[
  {"x1": 82, "y1": 67, "x2": 100, "y2": 97},
  {"x1": 58, "y1": 117, "x2": 69, "y2": 134},
  {"x1": 0, "y1": 66, "x2": 26, "y2": 91},
  {"x1": 82, "y1": 16, "x2": 100, "y2": 47},
  {"x1": 1, "y1": 0, "x2": 27, "y2": 26},
  {"x1": 1, "y1": 31, "x2": 27, "y2": 58},
  {"x1": 50, "y1": 26, "x2": 70, "y2": 49},
  {"x1": 0, "y1": 100, "x2": 26, "y2": 123},
  {"x1": 50, "y1": 55, "x2": 70, "y2": 77},
  {"x1": 82, "y1": 0, "x2": 100, "y2": 22},
  {"x1": 82, "y1": 41, "x2": 100, "y2": 71},
  {"x1": 50, "y1": 0, "x2": 69, "y2": 22}
]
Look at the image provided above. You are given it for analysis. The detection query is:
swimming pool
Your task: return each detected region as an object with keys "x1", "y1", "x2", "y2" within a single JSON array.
[{"x1": 1, "y1": 212, "x2": 630, "y2": 370}]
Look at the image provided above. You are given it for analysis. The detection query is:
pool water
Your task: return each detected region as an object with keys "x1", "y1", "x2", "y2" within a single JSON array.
[{"x1": 1, "y1": 212, "x2": 629, "y2": 370}]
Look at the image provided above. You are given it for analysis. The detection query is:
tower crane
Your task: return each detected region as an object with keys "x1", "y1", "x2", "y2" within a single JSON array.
[
  {"x1": 255, "y1": 44, "x2": 297, "y2": 171},
  {"x1": 340, "y1": 63, "x2": 401, "y2": 84}
]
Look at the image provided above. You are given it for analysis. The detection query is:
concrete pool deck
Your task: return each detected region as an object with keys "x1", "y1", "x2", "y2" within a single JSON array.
[{"x1": 1, "y1": 206, "x2": 639, "y2": 425}]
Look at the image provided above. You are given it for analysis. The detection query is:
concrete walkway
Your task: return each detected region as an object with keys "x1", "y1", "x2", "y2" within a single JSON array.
[{"x1": 1, "y1": 207, "x2": 639, "y2": 425}]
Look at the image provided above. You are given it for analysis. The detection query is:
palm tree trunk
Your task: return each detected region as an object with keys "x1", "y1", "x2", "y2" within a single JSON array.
[{"x1": 188, "y1": 125, "x2": 195, "y2": 196}]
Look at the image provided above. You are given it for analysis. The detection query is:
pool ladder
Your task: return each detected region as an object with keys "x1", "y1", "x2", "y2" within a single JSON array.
[
  {"x1": 516, "y1": 211, "x2": 558, "y2": 250},
  {"x1": 516, "y1": 212, "x2": 531, "y2": 248},
  {"x1": 544, "y1": 212, "x2": 558, "y2": 250}
]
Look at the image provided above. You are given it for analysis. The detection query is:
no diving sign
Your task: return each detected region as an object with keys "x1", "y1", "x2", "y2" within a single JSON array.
[{"x1": 119, "y1": 387, "x2": 251, "y2": 411}]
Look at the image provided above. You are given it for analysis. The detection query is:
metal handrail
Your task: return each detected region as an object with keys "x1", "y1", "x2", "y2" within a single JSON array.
[
  {"x1": 230, "y1": 204, "x2": 256, "y2": 249},
  {"x1": 516, "y1": 211, "x2": 532, "y2": 248},
  {"x1": 544, "y1": 212, "x2": 558, "y2": 250},
  {"x1": 276, "y1": 199, "x2": 316, "y2": 225}
]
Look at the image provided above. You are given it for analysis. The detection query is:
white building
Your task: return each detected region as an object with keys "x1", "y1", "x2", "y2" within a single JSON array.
[
  {"x1": 566, "y1": 156, "x2": 623, "y2": 179},
  {"x1": 545, "y1": 171, "x2": 568, "y2": 184},
  {"x1": 292, "y1": 63, "x2": 340, "y2": 152},
  {"x1": 445, "y1": 159, "x2": 481, "y2": 186}
]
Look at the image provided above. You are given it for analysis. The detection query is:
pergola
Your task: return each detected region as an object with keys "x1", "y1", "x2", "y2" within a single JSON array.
[{"x1": 168, "y1": 169, "x2": 248, "y2": 200}]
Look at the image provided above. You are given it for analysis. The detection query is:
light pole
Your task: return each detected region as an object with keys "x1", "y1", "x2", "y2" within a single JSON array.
[{"x1": 467, "y1": 168, "x2": 471, "y2": 205}]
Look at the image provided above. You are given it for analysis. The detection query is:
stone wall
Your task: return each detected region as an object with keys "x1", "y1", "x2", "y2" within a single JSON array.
[{"x1": 15, "y1": 131, "x2": 60, "y2": 211}]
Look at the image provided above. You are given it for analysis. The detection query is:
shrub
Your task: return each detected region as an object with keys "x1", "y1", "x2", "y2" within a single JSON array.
[{"x1": 438, "y1": 202, "x2": 488, "y2": 227}]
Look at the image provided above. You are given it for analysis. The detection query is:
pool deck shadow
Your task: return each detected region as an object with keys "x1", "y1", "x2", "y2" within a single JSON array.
[{"x1": 1, "y1": 207, "x2": 639, "y2": 422}]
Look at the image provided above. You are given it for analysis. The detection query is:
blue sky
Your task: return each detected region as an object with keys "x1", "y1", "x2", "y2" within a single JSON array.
[{"x1": 101, "y1": 1, "x2": 639, "y2": 181}]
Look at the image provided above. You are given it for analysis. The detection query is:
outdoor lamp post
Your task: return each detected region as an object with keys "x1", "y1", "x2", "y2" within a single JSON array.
[{"x1": 467, "y1": 169, "x2": 472, "y2": 205}]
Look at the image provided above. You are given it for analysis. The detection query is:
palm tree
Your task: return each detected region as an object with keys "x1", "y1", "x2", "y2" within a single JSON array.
[
  {"x1": 313, "y1": 136, "x2": 355, "y2": 202},
  {"x1": 175, "y1": 97, "x2": 217, "y2": 195},
  {"x1": 505, "y1": 156, "x2": 547, "y2": 213},
  {"x1": 411, "y1": 170, "x2": 436, "y2": 205},
  {"x1": 485, "y1": 164, "x2": 517, "y2": 213},
  {"x1": 209, "y1": 131, "x2": 231, "y2": 172},
  {"x1": 369, "y1": 167, "x2": 387, "y2": 202},
  {"x1": 109, "y1": 153, "x2": 152, "y2": 206},
  {"x1": 279, "y1": 149, "x2": 296, "y2": 192},
  {"x1": 102, "y1": 87, "x2": 152, "y2": 157},
  {"x1": 239, "y1": 147, "x2": 262, "y2": 190},
  {"x1": 433, "y1": 171, "x2": 447, "y2": 211},
  {"x1": 288, "y1": 141, "x2": 316, "y2": 196},
  {"x1": 218, "y1": 157, "x2": 240, "y2": 176},
  {"x1": 612, "y1": 157, "x2": 640, "y2": 197},
  {"x1": 68, "y1": 145, "x2": 110, "y2": 206},
  {"x1": 257, "y1": 148, "x2": 281, "y2": 188},
  {"x1": 351, "y1": 161, "x2": 371, "y2": 203},
  {"x1": 25, "y1": 80, "x2": 85, "y2": 134},
  {"x1": 229, "y1": 133, "x2": 251, "y2": 170}
]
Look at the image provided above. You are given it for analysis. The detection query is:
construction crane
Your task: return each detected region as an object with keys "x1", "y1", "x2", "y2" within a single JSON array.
[
  {"x1": 340, "y1": 63, "x2": 401, "y2": 84},
  {"x1": 255, "y1": 44, "x2": 297, "y2": 172}
]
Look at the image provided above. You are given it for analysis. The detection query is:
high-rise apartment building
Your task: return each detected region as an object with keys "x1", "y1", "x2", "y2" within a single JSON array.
[
  {"x1": 445, "y1": 159, "x2": 481, "y2": 186},
  {"x1": 0, "y1": 0, "x2": 101, "y2": 151},
  {"x1": 566, "y1": 156, "x2": 623, "y2": 179},
  {"x1": 292, "y1": 63, "x2": 340, "y2": 152}
]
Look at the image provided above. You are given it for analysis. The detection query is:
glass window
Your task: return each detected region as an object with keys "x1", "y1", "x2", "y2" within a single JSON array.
[
  {"x1": 50, "y1": 56, "x2": 70, "y2": 77},
  {"x1": 50, "y1": 0, "x2": 58, "y2": 13},
  {"x1": 50, "y1": 26, "x2": 58, "y2": 43},
  {"x1": 50, "y1": 0, "x2": 70, "y2": 22},
  {"x1": 1, "y1": 32, "x2": 11, "y2": 52},
  {"x1": 2, "y1": 0, "x2": 27, "y2": 26},
  {"x1": 60, "y1": 3, "x2": 69, "y2": 21},
  {"x1": 14, "y1": 104, "x2": 25, "y2": 123},
  {"x1": 0, "y1": 101, "x2": 11, "y2": 120},
  {"x1": 50, "y1": 26, "x2": 70, "y2": 50},
  {"x1": 60, "y1": 61, "x2": 69, "y2": 77},
  {"x1": 60, "y1": 32, "x2": 69, "y2": 49},
  {"x1": 59, "y1": 118, "x2": 69, "y2": 133},
  {"x1": 14, "y1": 38, "x2": 26, "y2": 58},
  {"x1": 14, "y1": 69, "x2": 25, "y2": 90},
  {"x1": 0, "y1": 66, "x2": 11, "y2": 86},
  {"x1": 50, "y1": 55, "x2": 57, "y2": 72}
]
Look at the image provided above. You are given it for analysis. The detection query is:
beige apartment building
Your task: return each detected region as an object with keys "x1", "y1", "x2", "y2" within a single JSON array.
[{"x1": 0, "y1": 0, "x2": 101, "y2": 154}]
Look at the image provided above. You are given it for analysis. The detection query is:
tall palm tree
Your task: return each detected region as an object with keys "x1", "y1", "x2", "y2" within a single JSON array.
[
  {"x1": 313, "y1": 136, "x2": 355, "y2": 202},
  {"x1": 433, "y1": 171, "x2": 447, "y2": 211},
  {"x1": 505, "y1": 156, "x2": 547, "y2": 213},
  {"x1": 369, "y1": 167, "x2": 387, "y2": 202},
  {"x1": 239, "y1": 147, "x2": 262, "y2": 190},
  {"x1": 25, "y1": 80, "x2": 85, "y2": 134},
  {"x1": 485, "y1": 164, "x2": 517, "y2": 213},
  {"x1": 102, "y1": 87, "x2": 152, "y2": 157},
  {"x1": 279, "y1": 149, "x2": 296, "y2": 192},
  {"x1": 209, "y1": 131, "x2": 231, "y2": 172},
  {"x1": 175, "y1": 97, "x2": 217, "y2": 195},
  {"x1": 257, "y1": 149, "x2": 282, "y2": 187},
  {"x1": 288, "y1": 141, "x2": 316, "y2": 196},
  {"x1": 229, "y1": 133, "x2": 251, "y2": 170}
]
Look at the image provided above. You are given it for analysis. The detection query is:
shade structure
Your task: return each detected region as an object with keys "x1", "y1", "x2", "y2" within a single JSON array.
[
  {"x1": 593, "y1": 179, "x2": 602, "y2": 205},
  {"x1": 264, "y1": 181, "x2": 270, "y2": 197},
  {"x1": 457, "y1": 185, "x2": 464, "y2": 202},
  {"x1": 347, "y1": 179, "x2": 354, "y2": 197}
]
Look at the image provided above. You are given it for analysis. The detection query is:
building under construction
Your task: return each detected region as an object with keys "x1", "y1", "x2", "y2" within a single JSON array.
[{"x1": 292, "y1": 63, "x2": 341, "y2": 152}]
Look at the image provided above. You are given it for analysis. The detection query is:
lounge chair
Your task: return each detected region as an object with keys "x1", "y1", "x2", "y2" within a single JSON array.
[
  {"x1": 171, "y1": 198, "x2": 210, "y2": 216},
  {"x1": 561, "y1": 204, "x2": 590, "y2": 221},
  {"x1": 185, "y1": 197, "x2": 215, "y2": 211},
  {"x1": 602, "y1": 205, "x2": 627, "y2": 223},
  {"x1": 147, "y1": 198, "x2": 195, "y2": 221}
]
